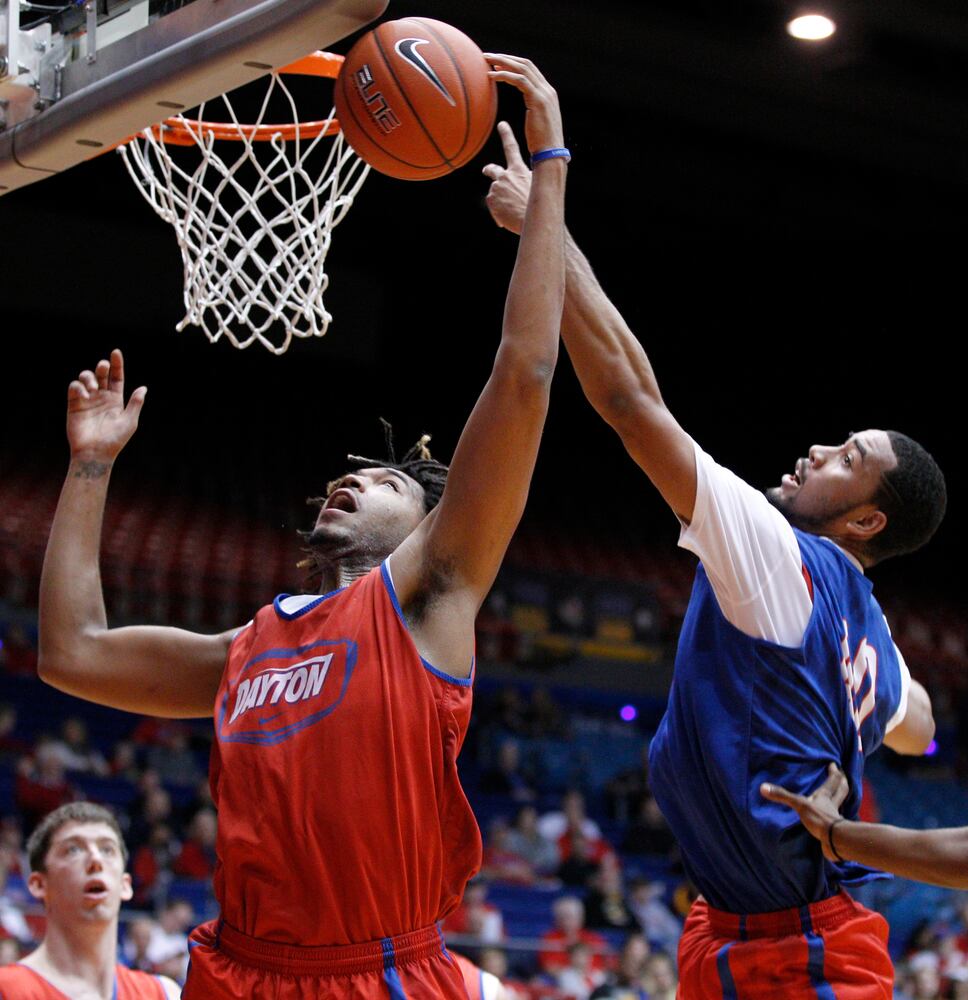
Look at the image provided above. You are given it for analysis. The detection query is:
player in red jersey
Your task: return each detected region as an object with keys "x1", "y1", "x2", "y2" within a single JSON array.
[
  {"x1": 38, "y1": 56, "x2": 567, "y2": 1000},
  {"x1": 0, "y1": 803, "x2": 180, "y2": 999}
]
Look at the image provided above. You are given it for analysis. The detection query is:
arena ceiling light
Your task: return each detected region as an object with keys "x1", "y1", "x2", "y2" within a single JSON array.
[{"x1": 786, "y1": 14, "x2": 837, "y2": 41}]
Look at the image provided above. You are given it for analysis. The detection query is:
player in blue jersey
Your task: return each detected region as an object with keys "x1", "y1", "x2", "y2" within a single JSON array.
[{"x1": 483, "y1": 126, "x2": 945, "y2": 998}]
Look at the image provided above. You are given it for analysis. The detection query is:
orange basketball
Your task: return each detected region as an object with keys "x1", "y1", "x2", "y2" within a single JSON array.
[{"x1": 334, "y1": 18, "x2": 497, "y2": 181}]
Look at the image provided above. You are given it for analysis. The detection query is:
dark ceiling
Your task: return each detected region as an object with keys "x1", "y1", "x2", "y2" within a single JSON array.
[{"x1": 1, "y1": 0, "x2": 965, "y2": 595}]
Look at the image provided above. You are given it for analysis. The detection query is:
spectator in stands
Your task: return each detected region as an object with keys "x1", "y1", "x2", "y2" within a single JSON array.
[
  {"x1": 0, "y1": 624, "x2": 37, "y2": 677},
  {"x1": 122, "y1": 915, "x2": 159, "y2": 972},
  {"x1": 479, "y1": 946, "x2": 509, "y2": 980},
  {"x1": 130, "y1": 822, "x2": 176, "y2": 907},
  {"x1": 505, "y1": 805, "x2": 559, "y2": 878},
  {"x1": 48, "y1": 716, "x2": 109, "y2": 776},
  {"x1": 0, "y1": 842, "x2": 32, "y2": 945},
  {"x1": 643, "y1": 952, "x2": 677, "y2": 1000},
  {"x1": 480, "y1": 739, "x2": 536, "y2": 802},
  {"x1": 147, "y1": 899, "x2": 194, "y2": 983},
  {"x1": 481, "y1": 818, "x2": 539, "y2": 885},
  {"x1": 108, "y1": 740, "x2": 142, "y2": 782},
  {"x1": 172, "y1": 808, "x2": 217, "y2": 880},
  {"x1": 14, "y1": 741, "x2": 78, "y2": 829},
  {"x1": 555, "y1": 941, "x2": 606, "y2": 1000},
  {"x1": 539, "y1": 790, "x2": 602, "y2": 844},
  {"x1": 0, "y1": 704, "x2": 27, "y2": 761},
  {"x1": 604, "y1": 744, "x2": 650, "y2": 825},
  {"x1": 0, "y1": 818, "x2": 23, "y2": 866},
  {"x1": 127, "y1": 784, "x2": 173, "y2": 853},
  {"x1": 489, "y1": 687, "x2": 529, "y2": 736},
  {"x1": 145, "y1": 724, "x2": 201, "y2": 789},
  {"x1": 441, "y1": 879, "x2": 504, "y2": 944},
  {"x1": 538, "y1": 896, "x2": 610, "y2": 977},
  {"x1": 557, "y1": 829, "x2": 611, "y2": 888},
  {"x1": 590, "y1": 933, "x2": 650, "y2": 999},
  {"x1": 626, "y1": 878, "x2": 681, "y2": 956},
  {"x1": 524, "y1": 687, "x2": 568, "y2": 739},
  {"x1": 621, "y1": 795, "x2": 676, "y2": 858},
  {"x1": 584, "y1": 856, "x2": 640, "y2": 933},
  {"x1": 906, "y1": 952, "x2": 943, "y2": 1000}
]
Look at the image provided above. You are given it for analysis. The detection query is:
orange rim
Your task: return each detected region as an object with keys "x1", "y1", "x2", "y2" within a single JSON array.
[{"x1": 128, "y1": 51, "x2": 344, "y2": 147}]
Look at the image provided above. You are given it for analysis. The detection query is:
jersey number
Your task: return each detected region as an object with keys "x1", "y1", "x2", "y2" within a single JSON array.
[{"x1": 839, "y1": 618, "x2": 878, "y2": 752}]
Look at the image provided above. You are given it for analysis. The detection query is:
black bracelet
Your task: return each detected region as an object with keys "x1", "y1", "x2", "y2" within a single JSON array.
[{"x1": 828, "y1": 818, "x2": 847, "y2": 863}]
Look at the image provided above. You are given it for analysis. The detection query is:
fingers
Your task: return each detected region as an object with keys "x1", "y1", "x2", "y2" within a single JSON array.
[
  {"x1": 109, "y1": 348, "x2": 125, "y2": 391},
  {"x1": 67, "y1": 380, "x2": 90, "y2": 404},
  {"x1": 482, "y1": 163, "x2": 504, "y2": 181},
  {"x1": 485, "y1": 53, "x2": 550, "y2": 98},
  {"x1": 485, "y1": 52, "x2": 544, "y2": 83},
  {"x1": 125, "y1": 385, "x2": 148, "y2": 418},
  {"x1": 74, "y1": 351, "x2": 127, "y2": 395},
  {"x1": 497, "y1": 120, "x2": 526, "y2": 168},
  {"x1": 487, "y1": 69, "x2": 530, "y2": 95},
  {"x1": 823, "y1": 762, "x2": 850, "y2": 808},
  {"x1": 760, "y1": 782, "x2": 804, "y2": 809}
]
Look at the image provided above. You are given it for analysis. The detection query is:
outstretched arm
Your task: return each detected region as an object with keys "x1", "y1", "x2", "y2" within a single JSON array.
[
  {"x1": 483, "y1": 123, "x2": 696, "y2": 521},
  {"x1": 761, "y1": 764, "x2": 968, "y2": 889},
  {"x1": 39, "y1": 350, "x2": 233, "y2": 717},
  {"x1": 389, "y1": 57, "x2": 567, "y2": 669}
]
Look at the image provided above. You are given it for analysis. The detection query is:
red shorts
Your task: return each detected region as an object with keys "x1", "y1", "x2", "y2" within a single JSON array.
[
  {"x1": 183, "y1": 920, "x2": 469, "y2": 999},
  {"x1": 677, "y1": 890, "x2": 893, "y2": 1000}
]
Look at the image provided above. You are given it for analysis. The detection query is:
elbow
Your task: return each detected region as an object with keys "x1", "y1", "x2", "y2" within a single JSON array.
[
  {"x1": 37, "y1": 632, "x2": 94, "y2": 690},
  {"x1": 596, "y1": 389, "x2": 666, "y2": 437},
  {"x1": 495, "y1": 342, "x2": 559, "y2": 394},
  {"x1": 37, "y1": 647, "x2": 69, "y2": 688}
]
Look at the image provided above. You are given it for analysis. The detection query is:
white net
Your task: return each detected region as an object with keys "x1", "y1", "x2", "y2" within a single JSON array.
[{"x1": 118, "y1": 63, "x2": 369, "y2": 354}]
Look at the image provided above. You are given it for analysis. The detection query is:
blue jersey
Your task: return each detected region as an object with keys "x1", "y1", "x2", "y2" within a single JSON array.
[{"x1": 649, "y1": 530, "x2": 905, "y2": 914}]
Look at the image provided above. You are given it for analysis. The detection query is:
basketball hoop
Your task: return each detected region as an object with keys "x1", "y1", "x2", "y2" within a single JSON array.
[{"x1": 118, "y1": 52, "x2": 369, "y2": 354}]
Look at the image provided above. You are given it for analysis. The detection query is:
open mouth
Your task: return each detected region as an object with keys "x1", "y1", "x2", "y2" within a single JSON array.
[
  {"x1": 325, "y1": 489, "x2": 358, "y2": 514},
  {"x1": 782, "y1": 458, "x2": 807, "y2": 491},
  {"x1": 83, "y1": 879, "x2": 108, "y2": 899}
]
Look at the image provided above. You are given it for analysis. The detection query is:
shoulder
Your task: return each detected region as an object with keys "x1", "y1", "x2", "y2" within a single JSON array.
[
  {"x1": 0, "y1": 963, "x2": 48, "y2": 998},
  {"x1": 0, "y1": 963, "x2": 36, "y2": 984},
  {"x1": 116, "y1": 965, "x2": 180, "y2": 998}
]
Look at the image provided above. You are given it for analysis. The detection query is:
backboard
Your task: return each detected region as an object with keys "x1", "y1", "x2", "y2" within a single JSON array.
[{"x1": 0, "y1": 0, "x2": 387, "y2": 194}]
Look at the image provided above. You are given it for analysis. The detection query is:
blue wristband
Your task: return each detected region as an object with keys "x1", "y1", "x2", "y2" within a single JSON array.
[{"x1": 531, "y1": 147, "x2": 571, "y2": 166}]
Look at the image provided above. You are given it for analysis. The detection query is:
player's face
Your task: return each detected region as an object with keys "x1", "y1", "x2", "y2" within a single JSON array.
[
  {"x1": 310, "y1": 467, "x2": 426, "y2": 559},
  {"x1": 767, "y1": 429, "x2": 897, "y2": 532},
  {"x1": 28, "y1": 821, "x2": 132, "y2": 924}
]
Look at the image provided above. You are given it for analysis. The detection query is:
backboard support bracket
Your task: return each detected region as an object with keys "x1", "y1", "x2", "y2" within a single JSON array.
[{"x1": 0, "y1": 0, "x2": 387, "y2": 194}]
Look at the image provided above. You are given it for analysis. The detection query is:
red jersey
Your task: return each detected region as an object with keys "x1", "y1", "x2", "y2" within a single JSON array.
[
  {"x1": 453, "y1": 951, "x2": 486, "y2": 1000},
  {"x1": 210, "y1": 562, "x2": 481, "y2": 945},
  {"x1": 0, "y1": 963, "x2": 165, "y2": 998}
]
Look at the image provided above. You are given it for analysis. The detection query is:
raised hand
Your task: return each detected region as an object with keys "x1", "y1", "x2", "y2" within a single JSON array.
[
  {"x1": 67, "y1": 349, "x2": 146, "y2": 465},
  {"x1": 484, "y1": 54, "x2": 564, "y2": 166},
  {"x1": 761, "y1": 763, "x2": 850, "y2": 862},
  {"x1": 482, "y1": 121, "x2": 533, "y2": 235}
]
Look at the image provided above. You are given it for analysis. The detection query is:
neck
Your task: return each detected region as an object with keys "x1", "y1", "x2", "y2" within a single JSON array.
[
  {"x1": 819, "y1": 532, "x2": 870, "y2": 571},
  {"x1": 28, "y1": 915, "x2": 118, "y2": 997},
  {"x1": 317, "y1": 555, "x2": 381, "y2": 593}
]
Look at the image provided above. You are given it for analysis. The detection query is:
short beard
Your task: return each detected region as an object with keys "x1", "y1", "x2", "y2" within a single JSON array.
[
  {"x1": 301, "y1": 522, "x2": 403, "y2": 593},
  {"x1": 765, "y1": 487, "x2": 842, "y2": 533}
]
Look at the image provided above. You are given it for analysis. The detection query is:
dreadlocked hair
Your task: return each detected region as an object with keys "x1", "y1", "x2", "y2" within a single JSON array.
[{"x1": 297, "y1": 420, "x2": 450, "y2": 587}]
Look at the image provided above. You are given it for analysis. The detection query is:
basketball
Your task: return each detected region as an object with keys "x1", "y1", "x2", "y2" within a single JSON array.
[{"x1": 334, "y1": 18, "x2": 498, "y2": 181}]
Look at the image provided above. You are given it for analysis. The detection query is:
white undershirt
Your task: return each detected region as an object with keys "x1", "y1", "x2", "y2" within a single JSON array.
[{"x1": 678, "y1": 441, "x2": 909, "y2": 730}]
